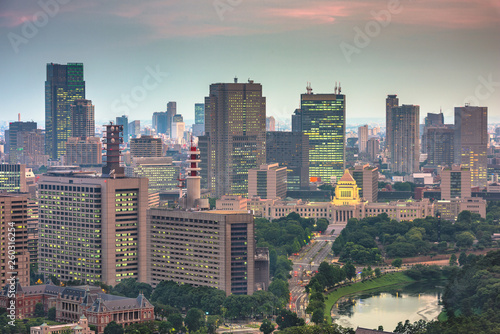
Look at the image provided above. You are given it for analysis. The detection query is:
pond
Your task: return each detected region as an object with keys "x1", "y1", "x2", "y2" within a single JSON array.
[{"x1": 330, "y1": 281, "x2": 444, "y2": 331}]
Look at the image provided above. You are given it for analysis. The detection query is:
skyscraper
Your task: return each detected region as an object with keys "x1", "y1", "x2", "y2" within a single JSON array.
[
  {"x1": 200, "y1": 79, "x2": 266, "y2": 197},
  {"x1": 422, "y1": 112, "x2": 444, "y2": 154},
  {"x1": 266, "y1": 116, "x2": 276, "y2": 131},
  {"x1": 349, "y1": 164, "x2": 379, "y2": 203},
  {"x1": 195, "y1": 103, "x2": 205, "y2": 124},
  {"x1": 45, "y1": 63, "x2": 85, "y2": 160},
  {"x1": 70, "y1": 99, "x2": 94, "y2": 138},
  {"x1": 166, "y1": 101, "x2": 177, "y2": 135},
  {"x1": 385, "y1": 94, "x2": 399, "y2": 153},
  {"x1": 116, "y1": 115, "x2": 129, "y2": 143},
  {"x1": 390, "y1": 104, "x2": 420, "y2": 174},
  {"x1": 266, "y1": 131, "x2": 309, "y2": 190},
  {"x1": 366, "y1": 138, "x2": 380, "y2": 162},
  {"x1": 130, "y1": 136, "x2": 162, "y2": 158},
  {"x1": 358, "y1": 125, "x2": 368, "y2": 153},
  {"x1": 38, "y1": 125, "x2": 148, "y2": 285},
  {"x1": 152, "y1": 111, "x2": 169, "y2": 135},
  {"x1": 8, "y1": 120, "x2": 37, "y2": 163},
  {"x1": 441, "y1": 165, "x2": 471, "y2": 200},
  {"x1": 454, "y1": 105, "x2": 488, "y2": 188},
  {"x1": 300, "y1": 86, "x2": 345, "y2": 181},
  {"x1": 426, "y1": 126, "x2": 454, "y2": 167},
  {"x1": 248, "y1": 163, "x2": 287, "y2": 199}
]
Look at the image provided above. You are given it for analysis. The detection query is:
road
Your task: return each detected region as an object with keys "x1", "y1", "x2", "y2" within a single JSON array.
[{"x1": 287, "y1": 223, "x2": 345, "y2": 318}]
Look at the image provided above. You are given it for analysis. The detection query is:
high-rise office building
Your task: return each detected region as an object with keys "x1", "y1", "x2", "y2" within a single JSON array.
[
  {"x1": 454, "y1": 106, "x2": 488, "y2": 188},
  {"x1": 385, "y1": 94, "x2": 399, "y2": 152},
  {"x1": 152, "y1": 111, "x2": 169, "y2": 135},
  {"x1": 38, "y1": 124, "x2": 148, "y2": 285},
  {"x1": 366, "y1": 138, "x2": 380, "y2": 162},
  {"x1": 300, "y1": 87, "x2": 345, "y2": 181},
  {"x1": 195, "y1": 103, "x2": 205, "y2": 124},
  {"x1": 128, "y1": 120, "x2": 140, "y2": 138},
  {"x1": 1, "y1": 193, "x2": 30, "y2": 287},
  {"x1": 390, "y1": 104, "x2": 420, "y2": 174},
  {"x1": 125, "y1": 157, "x2": 179, "y2": 193},
  {"x1": 358, "y1": 125, "x2": 368, "y2": 153},
  {"x1": 266, "y1": 116, "x2": 276, "y2": 131},
  {"x1": 66, "y1": 137, "x2": 102, "y2": 166},
  {"x1": 291, "y1": 109, "x2": 302, "y2": 132},
  {"x1": 70, "y1": 99, "x2": 94, "y2": 138},
  {"x1": 422, "y1": 112, "x2": 444, "y2": 154},
  {"x1": 248, "y1": 163, "x2": 287, "y2": 199},
  {"x1": 8, "y1": 120, "x2": 37, "y2": 164},
  {"x1": 426, "y1": 126, "x2": 454, "y2": 167},
  {"x1": 349, "y1": 164, "x2": 379, "y2": 203},
  {"x1": 130, "y1": 136, "x2": 162, "y2": 158},
  {"x1": 199, "y1": 79, "x2": 266, "y2": 197},
  {"x1": 266, "y1": 131, "x2": 309, "y2": 190},
  {"x1": 166, "y1": 101, "x2": 177, "y2": 135},
  {"x1": 441, "y1": 165, "x2": 471, "y2": 200},
  {"x1": 116, "y1": 115, "x2": 129, "y2": 143},
  {"x1": 14, "y1": 129, "x2": 46, "y2": 166},
  {"x1": 0, "y1": 164, "x2": 27, "y2": 193},
  {"x1": 45, "y1": 63, "x2": 85, "y2": 160}
]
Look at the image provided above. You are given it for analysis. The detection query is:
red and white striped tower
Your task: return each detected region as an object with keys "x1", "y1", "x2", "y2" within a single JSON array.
[{"x1": 186, "y1": 140, "x2": 201, "y2": 209}]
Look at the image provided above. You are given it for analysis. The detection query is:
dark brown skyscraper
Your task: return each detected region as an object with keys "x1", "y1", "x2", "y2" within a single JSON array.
[
  {"x1": 385, "y1": 94, "x2": 399, "y2": 154},
  {"x1": 70, "y1": 99, "x2": 95, "y2": 138},
  {"x1": 200, "y1": 79, "x2": 266, "y2": 197},
  {"x1": 390, "y1": 104, "x2": 420, "y2": 174}
]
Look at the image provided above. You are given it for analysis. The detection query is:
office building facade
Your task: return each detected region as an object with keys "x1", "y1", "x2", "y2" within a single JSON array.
[
  {"x1": 441, "y1": 165, "x2": 472, "y2": 200},
  {"x1": 390, "y1": 104, "x2": 420, "y2": 174},
  {"x1": 426, "y1": 126, "x2": 454, "y2": 167},
  {"x1": 195, "y1": 103, "x2": 205, "y2": 125},
  {"x1": 125, "y1": 157, "x2": 179, "y2": 193},
  {"x1": 66, "y1": 137, "x2": 102, "y2": 166},
  {"x1": 358, "y1": 125, "x2": 368, "y2": 153},
  {"x1": 349, "y1": 164, "x2": 379, "y2": 203},
  {"x1": 130, "y1": 136, "x2": 162, "y2": 158},
  {"x1": 8, "y1": 121, "x2": 37, "y2": 164},
  {"x1": 385, "y1": 94, "x2": 399, "y2": 152},
  {"x1": 70, "y1": 99, "x2": 95, "y2": 138},
  {"x1": 116, "y1": 115, "x2": 129, "y2": 143},
  {"x1": 248, "y1": 163, "x2": 287, "y2": 199},
  {"x1": 300, "y1": 91, "x2": 345, "y2": 181},
  {"x1": 366, "y1": 138, "x2": 380, "y2": 162},
  {"x1": 266, "y1": 116, "x2": 276, "y2": 131},
  {"x1": 266, "y1": 131, "x2": 309, "y2": 190},
  {"x1": 200, "y1": 80, "x2": 266, "y2": 197},
  {"x1": 0, "y1": 163, "x2": 27, "y2": 193},
  {"x1": 45, "y1": 63, "x2": 85, "y2": 160},
  {"x1": 454, "y1": 106, "x2": 488, "y2": 188}
]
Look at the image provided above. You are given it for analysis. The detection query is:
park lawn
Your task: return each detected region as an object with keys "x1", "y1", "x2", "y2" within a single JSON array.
[{"x1": 324, "y1": 272, "x2": 415, "y2": 323}]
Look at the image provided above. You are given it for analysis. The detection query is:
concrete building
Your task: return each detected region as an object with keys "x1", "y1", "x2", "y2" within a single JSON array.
[
  {"x1": 31, "y1": 315, "x2": 94, "y2": 334},
  {"x1": 435, "y1": 197, "x2": 486, "y2": 221},
  {"x1": 199, "y1": 79, "x2": 266, "y2": 197},
  {"x1": 125, "y1": 157, "x2": 179, "y2": 193},
  {"x1": 385, "y1": 94, "x2": 399, "y2": 153},
  {"x1": 248, "y1": 163, "x2": 287, "y2": 199},
  {"x1": 266, "y1": 131, "x2": 309, "y2": 190},
  {"x1": 128, "y1": 120, "x2": 140, "y2": 138},
  {"x1": 349, "y1": 164, "x2": 379, "y2": 203},
  {"x1": 195, "y1": 103, "x2": 205, "y2": 125},
  {"x1": 454, "y1": 105, "x2": 488, "y2": 188},
  {"x1": 358, "y1": 125, "x2": 368, "y2": 153},
  {"x1": 441, "y1": 165, "x2": 472, "y2": 200},
  {"x1": 422, "y1": 112, "x2": 444, "y2": 154},
  {"x1": 45, "y1": 63, "x2": 85, "y2": 160},
  {"x1": 0, "y1": 193, "x2": 30, "y2": 287},
  {"x1": 71, "y1": 100, "x2": 95, "y2": 138},
  {"x1": 366, "y1": 138, "x2": 380, "y2": 161},
  {"x1": 390, "y1": 104, "x2": 420, "y2": 174},
  {"x1": 0, "y1": 163, "x2": 27, "y2": 192},
  {"x1": 130, "y1": 136, "x2": 162, "y2": 158},
  {"x1": 300, "y1": 86, "x2": 345, "y2": 181},
  {"x1": 216, "y1": 195, "x2": 249, "y2": 211},
  {"x1": 13, "y1": 129, "x2": 47, "y2": 167},
  {"x1": 425, "y1": 126, "x2": 454, "y2": 167},
  {"x1": 38, "y1": 124, "x2": 149, "y2": 285},
  {"x1": 266, "y1": 116, "x2": 276, "y2": 131},
  {"x1": 27, "y1": 199, "x2": 39, "y2": 266},
  {"x1": 66, "y1": 137, "x2": 102, "y2": 166},
  {"x1": 147, "y1": 209, "x2": 257, "y2": 295},
  {"x1": 8, "y1": 120, "x2": 37, "y2": 164},
  {"x1": 116, "y1": 115, "x2": 129, "y2": 143}
]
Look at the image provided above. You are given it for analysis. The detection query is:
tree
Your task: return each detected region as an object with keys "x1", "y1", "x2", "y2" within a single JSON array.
[
  {"x1": 168, "y1": 313, "x2": 184, "y2": 332},
  {"x1": 34, "y1": 302, "x2": 45, "y2": 317},
  {"x1": 269, "y1": 279, "x2": 290, "y2": 305},
  {"x1": 104, "y1": 321, "x2": 124, "y2": 334},
  {"x1": 343, "y1": 263, "x2": 356, "y2": 281},
  {"x1": 449, "y1": 254, "x2": 457, "y2": 266},
  {"x1": 456, "y1": 231, "x2": 475, "y2": 248},
  {"x1": 311, "y1": 309, "x2": 324, "y2": 325},
  {"x1": 260, "y1": 318, "x2": 275, "y2": 334},
  {"x1": 276, "y1": 309, "x2": 305, "y2": 330},
  {"x1": 374, "y1": 268, "x2": 382, "y2": 278},
  {"x1": 158, "y1": 321, "x2": 173, "y2": 334},
  {"x1": 458, "y1": 252, "x2": 468, "y2": 266},
  {"x1": 392, "y1": 258, "x2": 403, "y2": 268},
  {"x1": 184, "y1": 308, "x2": 205, "y2": 333},
  {"x1": 47, "y1": 307, "x2": 56, "y2": 321}
]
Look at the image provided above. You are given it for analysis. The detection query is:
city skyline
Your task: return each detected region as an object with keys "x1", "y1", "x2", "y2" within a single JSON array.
[{"x1": 0, "y1": 0, "x2": 499, "y2": 125}]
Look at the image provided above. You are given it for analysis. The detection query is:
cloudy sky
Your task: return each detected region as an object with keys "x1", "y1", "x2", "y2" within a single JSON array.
[{"x1": 1, "y1": 0, "x2": 499, "y2": 126}]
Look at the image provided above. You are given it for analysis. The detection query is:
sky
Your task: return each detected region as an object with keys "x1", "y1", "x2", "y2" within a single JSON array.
[{"x1": 1, "y1": 0, "x2": 499, "y2": 127}]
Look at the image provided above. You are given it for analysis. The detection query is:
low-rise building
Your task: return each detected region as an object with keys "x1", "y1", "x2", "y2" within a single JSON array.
[
  {"x1": 216, "y1": 195, "x2": 248, "y2": 211},
  {"x1": 31, "y1": 315, "x2": 94, "y2": 334}
]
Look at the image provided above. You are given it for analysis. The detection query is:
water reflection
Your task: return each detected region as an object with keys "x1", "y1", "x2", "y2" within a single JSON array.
[{"x1": 331, "y1": 281, "x2": 443, "y2": 331}]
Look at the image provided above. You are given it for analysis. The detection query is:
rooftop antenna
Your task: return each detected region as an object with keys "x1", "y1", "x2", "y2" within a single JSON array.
[
  {"x1": 334, "y1": 82, "x2": 338, "y2": 94},
  {"x1": 306, "y1": 82, "x2": 313, "y2": 94},
  {"x1": 338, "y1": 82, "x2": 342, "y2": 94}
]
